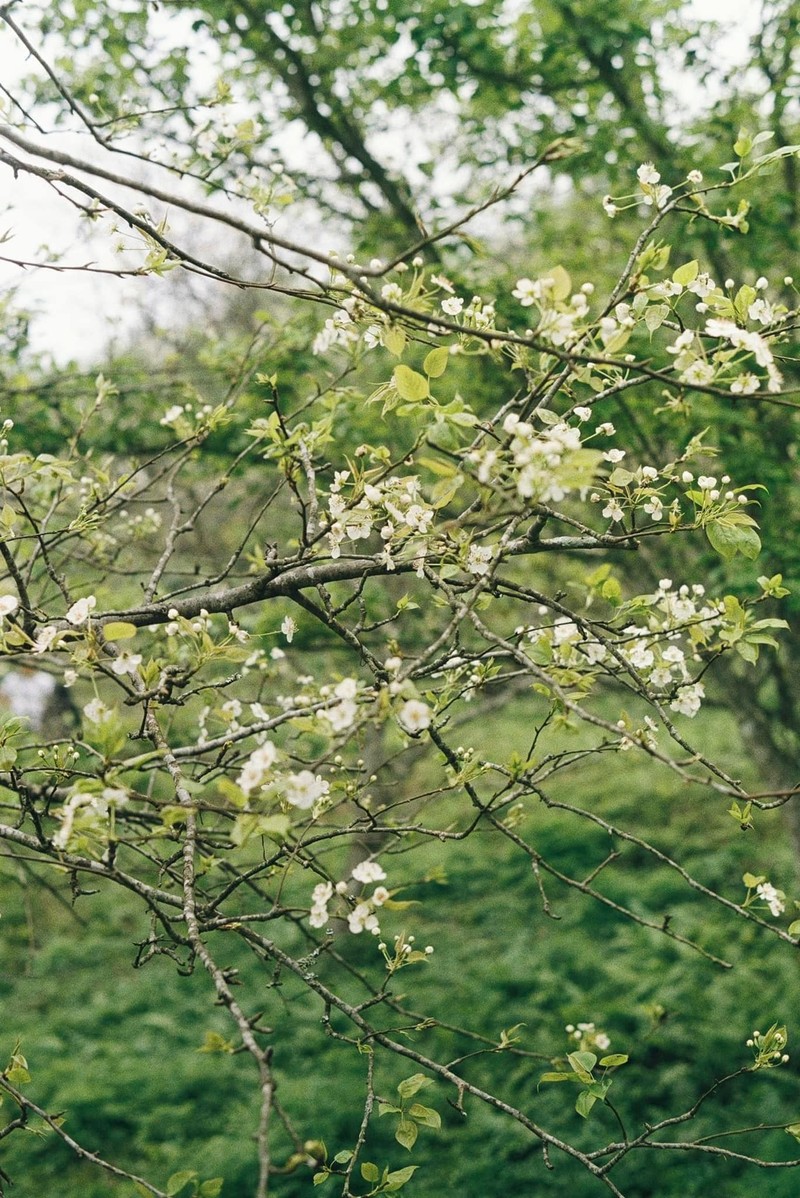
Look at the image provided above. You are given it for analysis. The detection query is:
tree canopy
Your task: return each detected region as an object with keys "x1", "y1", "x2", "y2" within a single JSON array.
[{"x1": 0, "y1": 3, "x2": 799, "y2": 1197}]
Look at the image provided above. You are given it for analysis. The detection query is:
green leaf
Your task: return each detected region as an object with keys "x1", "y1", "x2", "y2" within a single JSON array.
[
  {"x1": 545, "y1": 265, "x2": 571, "y2": 301},
  {"x1": 103, "y1": 621, "x2": 138, "y2": 641},
  {"x1": 672, "y1": 260, "x2": 699, "y2": 286},
  {"x1": 575, "y1": 1090, "x2": 598, "y2": 1118},
  {"x1": 394, "y1": 365, "x2": 429, "y2": 402},
  {"x1": 539, "y1": 1071, "x2": 573, "y2": 1083},
  {"x1": 198, "y1": 1180, "x2": 224, "y2": 1198},
  {"x1": 786, "y1": 1121, "x2": 800, "y2": 1142},
  {"x1": 384, "y1": 327, "x2": 406, "y2": 357},
  {"x1": 599, "y1": 1054, "x2": 629, "y2": 1068},
  {"x1": 360, "y1": 1162, "x2": 380, "y2": 1183},
  {"x1": 644, "y1": 303, "x2": 670, "y2": 332},
  {"x1": 537, "y1": 407, "x2": 560, "y2": 425},
  {"x1": 378, "y1": 1102, "x2": 402, "y2": 1117},
  {"x1": 567, "y1": 1051, "x2": 597, "y2": 1075},
  {"x1": 787, "y1": 921, "x2": 800, "y2": 938},
  {"x1": 706, "y1": 521, "x2": 761, "y2": 561},
  {"x1": 312, "y1": 1173, "x2": 330, "y2": 1186},
  {"x1": 6, "y1": 1062, "x2": 30, "y2": 1085},
  {"x1": 408, "y1": 1102, "x2": 441, "y2": 1129},
  {"x1": 604, "y1": 329, "x2": 630, "y2": 354},
  {"x1": 395, "y1": 1118, "x2": 418, "y2": 1151},
  {"x1": 198, "y1": 1030, "x2": 234, "y2": 1054},
  {"x1": 734, "y1": 128, "x2": 753, "y2": 157},
  {"x1": 397, "y1": 1073, "x2": 430, "y2": 1099},
  {"x1": 332, "y1": 1150, "x2": 353, "y2": 1165},
  {"x1": 384, "y1": 1165, "x2": 418, "y2": 1191},
  {"x1": 735, "y1": 640, "x2": 759, "y2": 664},
  {"x1": 423, "y1": 347, "x2": 449, "y2": 378},
  {"x1": 167, "y1": 1171, "x2": 197, "y2": 1196},
  {"x1": 742, "y1": 872, "x2": 765, "y2": 888}
]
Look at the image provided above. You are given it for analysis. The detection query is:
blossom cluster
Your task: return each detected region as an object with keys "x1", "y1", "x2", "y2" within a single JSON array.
[
  {"x1": 511, "y1": 273, "x2": 594, "y2": 348},
  {"x1": 309, "y1": 859, "x2": 389, "y2": 935},
  {"x1": 326, "y1": 470, "x2": 435, "y2": 570},
  {"x1": 528, "y1": 579, "x2": 728, "y2": 720},
  {"x1": 468, "y1": 412, "x2": 600, "y2": 506},
  {"x1": 565, "y1": 1022, "x2": 611, "y2": 1053},
  {"x1": 235, "y1": 735, "x2": 329, "y2": 810}
]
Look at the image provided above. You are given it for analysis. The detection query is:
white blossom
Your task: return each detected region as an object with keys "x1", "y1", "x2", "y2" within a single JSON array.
[
  {"x1": 66, "y1": 595, "x2": 97, "y2": 625},
  {"x1": 284, "y1": 769, "x2": 329, "y2": 809},
  {"x1": 637, "y1": 162, "x2": 661, "y2": 185},
  {"x1": 237, "y1": 741, "x2": 278, "y2": 795},
  {"x1": 83, "y1": 698, "x2": 112, "y2": 724},
  {"x1": 111, "y1": 651, "x2": 143, "y2": 676},
  {"x1": 352, "y1": 860, "x2": 387, "y2": 884},
  {"x1": 756, "y1": 881, "x2": 785, "y2": 917},
  {"x1": 397, "y1": 699, "x2": 432, "y2": 735}
]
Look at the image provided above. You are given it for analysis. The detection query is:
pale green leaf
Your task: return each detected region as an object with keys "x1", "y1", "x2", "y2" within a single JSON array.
[
  {"x1": 672, "y1": 260, "x2": 699, "y2": 286},
  {"x1": 423, "y1": 346, "x2": 449, "y2": 378},
  {"x1": 397, "y1": 1073, "x2": 430, "y2": 1099},
  {"x1": 395, "y1": 1119, "x2": 418, "y2": 1151},
  {"x1": 384, "y1": 327, "x2": 406, "y2": 357},
  {"x1": 384, "y1": 1165, "x2": 418, "y2": 1191},
  {"x1": 394, "y1": 365, "x2": 429, "y2": 402},
  {"x1": 706, "y1": 520, "x2": 761, "y2": 561},
  {"x1": 408, "y1": 1102, "x2": 441, "y2": 1129},
  {"x1": 103, "y1": 621, "x2": 138, "y2": 641}
]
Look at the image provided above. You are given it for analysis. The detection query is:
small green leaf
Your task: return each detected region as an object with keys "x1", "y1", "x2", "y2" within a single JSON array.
[
  {"x1": 743, "y1": 872, "x2": 765, "y2": 888},
  {"x1": 408, "y1": 1102, "x2": 441, "y2": 1129},
  {"x1": 644, "y1": 304, "x2": 670, "y2": 332},
  {"x1": 734, "y1": 128, "x2": 753, "y2": 157},
  {"x1": 395, "y1": 1118, "x2": 418, "y2": 1151},
  {"x1": 384, "y1": 1165, "x2": 418, "y2": 1191},
  {"x1": 331, "y1": 1150, "x2": 352, "y2": 1165},
  {"x1": 312, "y1": 1173, "x2": 330, "y2": 1186},
  {"x1": 545, "y1": 265, "x2": 571, "y2": 301},
  {"x1": 786, "y1": 1121, "x2": 800, "y2": 1142},
  {"x1": 378, "y1": 1102, "x2": 402, "y2": 1117},
  {"x1": 672, "y1": 259, "x2": 699, "y2": 286},
  {"x1": 787, "y1": 921, "x2": 800, "y2": 938},
  {"x1": 575, "y1": 1090, "x2": 598, "y2": 1118},
  {"x1": 103, "y1": 621, "x2": 138, "y2": 641},
  {"x1": 568, "y1": 1051, "x2": 597, "y2": 1075},
  {"x1": 394, "y1": 365, "x2": 429, "y2": 402},
  {"x1": 706, "y1": 521, "x2": 761, "y2": 561},
  {"x1": 167, "y1": 1171, "x2": 197, "y2": 1196},
  {"x1": 539, "y1": 1071, "x2": 574, "y2": 1083},
  {"x1": 735, "y1": 640, "x2": 759, "y2": 664},
  {"x1": 397, "y1": 1073, "x2": 429, "y2": 1099},
  {"x1": 537, "y1": 407, "x2": 560, "y2": 425},
  {"x1": 423, "y1": 347, "x2": 449, "y2": 378},
  {"x1": 384, "y1": 327, "x2": 406, "y2": 357},
  {"x1": 198, "y1": 1180, "x2": 224, "y2": 1198},
  {"x1": 360, "y1": 1162, "x2": 380, "y2": 1183},
  {"x1": 599, "y1": 1054, "x2": 629, "y2": 1068}
]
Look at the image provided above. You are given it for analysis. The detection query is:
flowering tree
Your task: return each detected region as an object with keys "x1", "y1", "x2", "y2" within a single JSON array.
[{"x1": 1, "y1": 6, "x2": 799, "y2": 1198}]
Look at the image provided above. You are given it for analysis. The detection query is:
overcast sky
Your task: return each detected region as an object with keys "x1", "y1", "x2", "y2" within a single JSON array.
[{"x1": 0, "y1": 0, "x2": 760, "y2": 367}]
